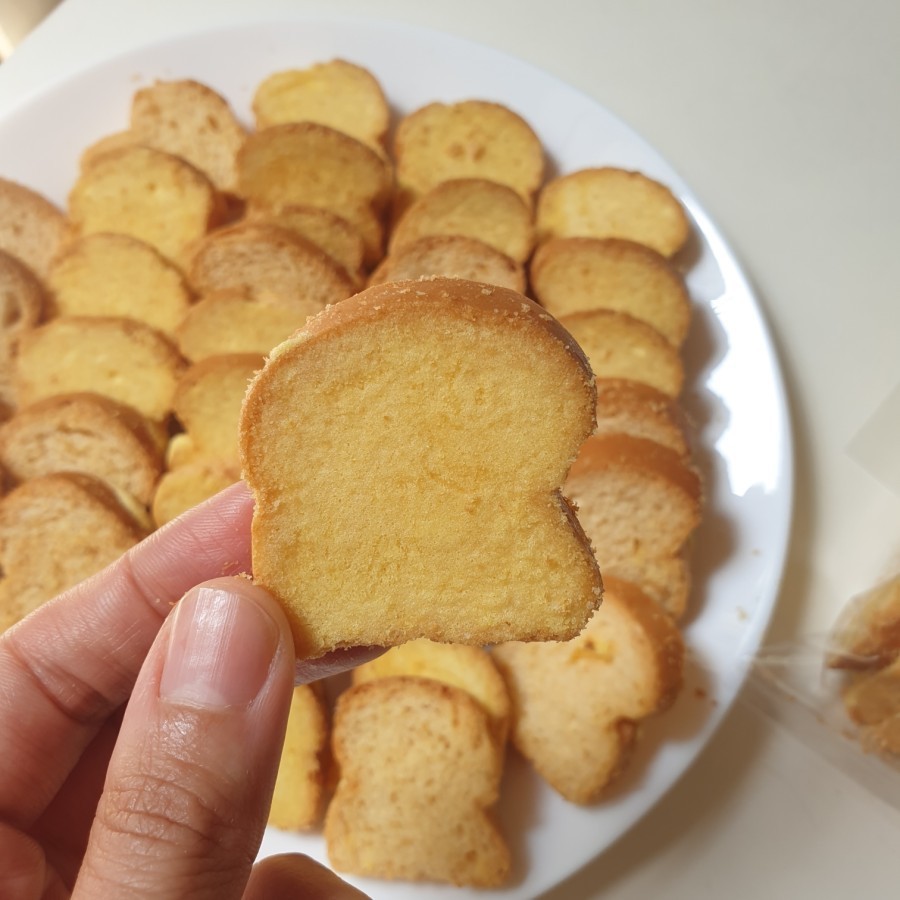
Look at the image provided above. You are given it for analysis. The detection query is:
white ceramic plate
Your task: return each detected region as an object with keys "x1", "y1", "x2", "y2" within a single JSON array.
[{"x1": 0, "y1": 17, "x2": 793, "y2": 899}]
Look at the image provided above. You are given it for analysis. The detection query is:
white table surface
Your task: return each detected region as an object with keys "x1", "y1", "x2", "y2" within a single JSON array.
[{"x1": 1, "y1": 0, "x2": 899, "y2": 897}]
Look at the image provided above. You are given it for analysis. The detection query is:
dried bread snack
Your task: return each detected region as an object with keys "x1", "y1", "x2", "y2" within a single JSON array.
[
  {"x1": 536, "y1": 167, "x2": 690, "y2": 258},
  {"x1": 393, "y1": 100, "x2": 544, "y2": 205},
  {"x1": 130, "y1": 78, "x2": 247, "y2": 192},
  {"x1": 0, "y1": 393, "x2": 163, "y2": 507},
  {"x1": 15, "y1": 316, "x2": 186, "y2": 423},
  {"x1": 0, "y1": 472, "x2": 146, "y2": 631},
  {"x1": 389, "y1": 177, "x2": 535, "y2": 263},
  {"x1": 325, "y1": 676, "x2": 510, "y2": 886},
  {"x1": 559, "y1": 309, "x2": 684, "y2": 397},
  {"x1": 68, "y1": 145, "x2": 224, "y2": 262},
  {"x1": 240, "y1": 277, "x2": 601, "y2": 658},
  {"x1": 368, "y1": 234, "x2": 525, "y2": 293},
  {"x1": 151, "y1": 458, "x2": 238, "y2": 527},
  {"x1": 269, "y1": 684, "x2": 330, "y2": 831},
  {"x1": 79, "y1": 130, "x2": 137, "y2": 170},
  {"x1": 47, "y1": 233, "x2": 193, "y2": 333},
  {"x1": 530, "y1": 237, "x2": 691, "y2": 345},
  {"x1": 842, "y1": 655, "x2": 900, "y2": 755},
  {"x1": 608, "y1": 552, "x2": 693, "y2": 621},
  {"x1": 186, "y1": 222, "x2": 355, "y2": 316},
  {"x1": 492, "y1": 576, "x2": 684, "y2": 803},
  {"x1": 828, "y1": 574, "x2": 900, "y2": 671},
  {"x1": 352, "y1": 639, "x2": 511, "y2": 747},
  {"x1": 253, "y1": 60, "x2": 390, "y2": 150},
  {"x1": 0, "y1": 177, "x2": 69, "y2": 278}
]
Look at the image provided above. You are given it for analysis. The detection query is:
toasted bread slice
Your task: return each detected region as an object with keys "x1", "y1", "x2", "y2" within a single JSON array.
[
  {"x1": 150, "y1": 458, "x2": 238, "y2": 527},
  {"x1": 393, "y1": 100, "x2": 544, "y2": 205},
  {"x1": 352, "y1": 639, "x2": 511, "y2": 747},
  {"x1": 186, "y1": 222, "x2": 355, "y2": 316},
  {"x1": 530, "y1": 237, "x2": 691, "y2": 345},
  {"x1": 566, "y1": 434, "x2": 702, "y2": 563},
  {"x1": 47, "y1": 233, "x2": 193, "y2": 333},
  {"x1": 369, "y1": 234, "x2": 525, "y2": 292},
  {"x1": 492, "y1": 576, "x2": 684, "y2": 803},
  {"x1": 79, "y1": 130, "x2": 138, "y2": 170},
  {"x1": 390, "y1": 178, "x2": 535, "y2": 263},
  {"x1": 240, "y1": 278, "x2": 600, "y2": 658},
  {"x1": 559, "y1": 309, "x2": 685, "y2": 397},
  {"x1": 325, "y1": 677, "x2": 510, "y2": 887},
  {"x1": 15, "y1": 316, "x2": 186, "y2": 423},
  {"x1": 67, "y1": 145, "x2": 224, "y2": 262},
  {"x1": 253, "y1": 60, "x2": 390, "y2": 149},
  {"x1": 606, "y1": 553, "x2": 692, "y2": 620},
  {"x1": 269, "y1": 684, "x2": 330, "y2": 832},
  {"x1": 594, "y1": 378, "x2": 689, "y2": 456},
  {"x1": 130, "y1": 79, "x2": 247, "y2": 192},
  {"x1": 0, "y1": 472, "x2": 146, "y2": 631},
  {"x1": 175, "y1": 290, "x2": 305, "y2": 363},
  {"x1": 829, "y1": 574, "x2": 900, "y2": 670},
  {"x1": 843, "y1": 655, "x2": 900, "y2": 732},
  {"x1": 0, "y1": 393, "x2": 163, "y2": 506},
  {"x1": 536, "y1": 167, "x2": 690, "y2": 258},
  {"x1": 0, "y1": 177, "x2": 69, "y2": 279}
]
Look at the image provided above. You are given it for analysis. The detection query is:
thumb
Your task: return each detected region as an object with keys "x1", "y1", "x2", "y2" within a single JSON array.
[{"x1": 73, "y1": 577, "x2": 294, "y2": 900}]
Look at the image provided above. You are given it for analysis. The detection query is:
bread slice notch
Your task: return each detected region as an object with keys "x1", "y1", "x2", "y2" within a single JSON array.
[
  {"x1": 15, "y1": 316, "x2": 186, "y2": 423},
  {"x1": 130, "y1": 78, "x2": 247, "y2": 192},
  {"x1": 0, "y1": 472, "x2": 147, "y2": 631},
  {"x1": 253, "y1": 60, "x2": 390, "y2": 150},
  {"x1": 186, "y1": 222, "x2": 356, "y2": 316},
  {"x1": 492, "y1": 576, "x2": 684, "y2": 803},
  {"x1": 368, "y1": 234, "x2": 525, "y2": 293},
  {"x1": 0, "y1": 393, "x2": 163, "y2": 507},
  {"x1": 0, "y1": 177, "x2": 69, "y2": 279},
  {"x1": 240, "y1": 277, "x2": 600, "y2": 658},
  {"x1": 530, "y1": 237, "x2": 691, "y2": 345},
  {"x1": 535, "y1": 167, "x2": 690, "y2": 258},
  {"x1": 67, "y1": 145, "x2": 224, "y2": 262},
  {"x1": 47, "y1": 232, "x2": 193, "y2": 334},
  {"x1": 325, "y1": 676, "x2": 510, "y2": 887},
  {"x1": 352, "y1": 639, "x2": 511, "y2": 747},
  {"x1": 389, "y1": 177, "x2": 536, "y2": 263}
]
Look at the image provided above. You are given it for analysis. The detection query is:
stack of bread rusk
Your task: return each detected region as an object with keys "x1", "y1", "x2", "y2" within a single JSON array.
[{"x1": 0, "y1": 58, "x2": 704, "y2": 887}]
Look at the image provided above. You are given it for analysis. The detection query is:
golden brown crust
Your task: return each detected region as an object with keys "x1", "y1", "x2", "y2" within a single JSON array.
[{"x1": 0, "y1": 177, "x2": 70, "y2": 278}]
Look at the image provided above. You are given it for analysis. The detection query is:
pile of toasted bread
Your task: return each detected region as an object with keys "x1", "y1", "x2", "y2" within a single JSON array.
[{"x1": 0, "y1": 58, "x2": 704, "y2": 887}]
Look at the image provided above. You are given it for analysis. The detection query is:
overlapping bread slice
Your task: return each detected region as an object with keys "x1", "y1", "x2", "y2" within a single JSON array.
[
  {"x1": 828, "y1": 574, "x2": 900, "y2": 670},
  {"x1": 47, "y1": 233, "x2": 193, "y2": 333},
  {"x1": 0, "y1": 177, "x2": 69, "y2": 279},
  {"x1": 389, "y1": 177, "x2": 535, "y2": 263},
  {"x1": 0, "y1": 393, "x2": 163, "y2": 507},
  {"x1": 0, "y1": 472, "x2": 147, "y2": 631},
  {"x1": 252, "y1": 60, "x2": 390, "y2": 150},
  {"x1": 531, "y1": 237, "x2": 691, "y2": 345},
  {"x1": 842, "y1": 654, "x2": 900, "y2": 755},
  {"x1": 325, "y1": 676, "x2": 510, "y2": 886},
  {"x1": 607, "y1": 553, "x2": 693, "y2": 621},
  {"x1": 535, "y1": 167, "x2": 690, "y2": 257},
  {"x1": 240, "y1": 277, "x2": 601, "y2": 658},
  {"x1": 151, "y1": 458, "x2": 238, "y2": 527},
  {"x1": 492, "y1": 576, "x2": 684, "y2": 803},
  {"x1": 368, "y1": 234, "x2": 525, "y2": 292}
]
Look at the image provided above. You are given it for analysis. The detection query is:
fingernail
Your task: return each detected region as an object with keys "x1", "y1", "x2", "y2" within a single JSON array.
[{"x1": 160, "y1": 586, "x2": 280, "y2": 709}]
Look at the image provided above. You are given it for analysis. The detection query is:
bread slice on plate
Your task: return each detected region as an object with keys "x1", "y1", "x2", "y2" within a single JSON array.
[
  {"x1": 151, "y1": 457, "x2": 238, "y2": 527},
  {"x1": 240, "y1": 277, "x2": 600, "y2": 657},
  {"x1": 0, "y1": 177, "x2": 69, "y2": 279},
  {"x1": 605, "y1": 552, "x2": 693, "y2": 621}
]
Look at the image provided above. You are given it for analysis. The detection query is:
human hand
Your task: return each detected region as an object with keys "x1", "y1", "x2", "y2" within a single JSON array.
[{"x1": 0, "y1": 481, "x2": 371, "y2": 899}]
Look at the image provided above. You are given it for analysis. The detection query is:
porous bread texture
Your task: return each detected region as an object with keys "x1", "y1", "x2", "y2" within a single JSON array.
[
  {"x1": 535, "y1": 167, "x2": 690, "y2": 257},
  {"x1": 186, "y1": 222, "x2": 356, "y2": 316},
  {"x1": 0, "y1": 472, "x2": 146, "y2": 631},
  {"x1": 67, "y1": 145, "x2": 225, "y2": 262},
  {"x1": 559, "y1": 309, "x2": 684, "y2": 397},
  {"x1": 390, "y1": 177, "x2": 535, "y2": 263},
  {"x1": 325, "y1": 676, "x2": 510, "y2": 886},
  {"x1": 47, "y1": 233, "x2": 193, "y2": 334},
  {"x1": 150, "y1": 458, "x2": 238, "y2": 527},
  {"x1": 130, "y1": 78, "x2": 247, "y2": 192},
  {"x1": 175, "y1": 291, "x2": 305, "y2": 362},
  {"x1": 492, "y1": 576, "x2": 684, "y2": 803},
  {"x1": 353, "y1": 639, "x2": 511, "y2": 747},
  {"x1": 530, "y1": 237, "x2": 691, "y2": 345},
  {"x1": 269, "y1": 684, "x2": 330, "y2": 831},
  {"x1": 828, "y1": 574, "x2": 900, "y2": 670},
  {"x1": 606, "y1": 552, "x2": 693, "y2": 621},
  {"x1": 253, "y1": 60, "x2": 390, "y2": 150},
  {"x1": 368, "y1": 234, "x2": 525, "y2": 293},
  {"x1": 240, "y1": 277, "x2": 601, "y2": 658},
  {"x1": 0, "y1": 177, "x2": 69, "y2": 278},
  {"x1": 393, "y1": 100, "x2": 544, "y2": 205},
  {"x1": 14, "y1": 316, "x2": 187, "y2": 423},
  {"x1": 0, "y1": 393, "x2": 164, "y2": 507}
]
